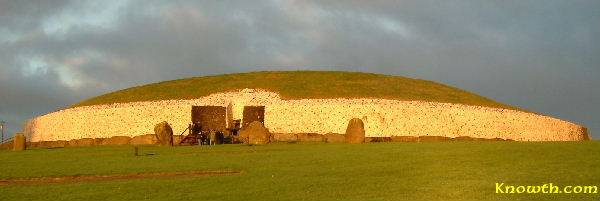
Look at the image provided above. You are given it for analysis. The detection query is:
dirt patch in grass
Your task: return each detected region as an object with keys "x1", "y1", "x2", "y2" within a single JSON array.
[{"x1": 0, "y1": 170, "x2": 241, "y2": 186}]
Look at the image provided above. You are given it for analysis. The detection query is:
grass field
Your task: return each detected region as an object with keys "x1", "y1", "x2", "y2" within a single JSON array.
[
  {"x1": 1, "y1": 142, "x2": 598, "y2": 201},
  {"x1": 73, "y1": 71, "x2": 520, "y2": 111}
]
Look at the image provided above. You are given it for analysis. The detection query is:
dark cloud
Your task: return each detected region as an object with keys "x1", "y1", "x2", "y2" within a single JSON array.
[{"x1": 0, "y1": 0, "x2": 598, "y2": 138}]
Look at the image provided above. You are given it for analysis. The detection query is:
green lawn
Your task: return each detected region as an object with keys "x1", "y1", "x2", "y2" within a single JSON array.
[
  {"x1": 72, "y1": 71, "x2": 520, "y2": 111},
  {"x1": 1, "y1": 142, "x2": 598, "y2": 201}
]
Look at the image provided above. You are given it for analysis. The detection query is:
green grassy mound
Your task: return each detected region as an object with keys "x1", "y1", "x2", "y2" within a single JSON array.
[
  {"x1": 73, "y1": 71, "x2": 518, "y2": 110},
  {"x1": 1, "y1": 142, "x2": 598, "y2": 201}
]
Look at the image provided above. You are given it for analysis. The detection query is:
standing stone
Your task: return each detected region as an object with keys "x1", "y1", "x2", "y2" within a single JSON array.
[
  {"x1": 345, "y1": 118, "x2": 365, "y2": 144},
  {"x1": 154, "y1": 121, "x2": 173, "y2": 146},
  {"x1": 13, "y1": 133, "x2": 26, "y2": 151},
  {"x1": 239, "y1": 121, "x2": 270, "y2": 145}
]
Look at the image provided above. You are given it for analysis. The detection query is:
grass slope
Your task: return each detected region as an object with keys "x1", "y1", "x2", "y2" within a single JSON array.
[
  {"x1": 73, "y1": 71, "x2": 519, "y2": 110},
  {"x1": 1, "y1": 142, "x2": 599, "y2": 201}
]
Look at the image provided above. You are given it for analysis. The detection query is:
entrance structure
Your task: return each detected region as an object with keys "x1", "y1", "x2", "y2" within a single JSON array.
[
  {"x1": 191, "y1": 106, "x2": 227, "y2": 132},
  {"x1": 184, "y1": 105, "x2": 266, "y2": 144},
  {"x1": 242, "y1": 106, "x2": 265, "y2": 128}
]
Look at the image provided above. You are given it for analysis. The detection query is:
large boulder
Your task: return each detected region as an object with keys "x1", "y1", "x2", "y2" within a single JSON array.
[
  {"x1": 324, "y1": 133, "x2": 345, "y2": 143},
  {"x1": 13, "y1": 133, "x2": 26, "y2": 151},
  {"x1": 296, "y1": 133, "x2": 324, "y2": 142},
  {"x1": 391, "y1": 136, "x2": 418, "y2": 142},
  {"x1": 0, "y1": 141, "x2": 12, "y2": 150},
  {"x1": 453, "y1": 136, "x2": 475, "y2": 141},
  {"x1": 131, "y1": 134, "x2": 159, "y2": 145},
  {"x1": 68, "y1": 138, "x2": 96, "y2": 147},
  {"x1": 239, "y1": 121, "x2": 270, "y2": 145},
  {"x1": 27, "y1": 142, "x2": 39, "y2": 148},
  {"x1": 272, "y1": 133, "x2": 298, "y2": 142},
  {"x1": 366, "y1": 137, "x2": 391, "y2": 143},
  {"x1": 154, "y1": 121, "x2": 173, "y2": 146},
  {"x1": 39, "y1": 140, "x2": 67, "y2": 148},
  {"x1": 94, "y1": 138, "x2": 105, "y2": 145},
  {"x1": 418, "y1": 136, "x2": 451, "y2": 142},
  {"x1": 101, "y1": 136, "x2": 132, "y2": 145},
  {"x1": 454, "y1": 136, "x2": 505, "y2": 141},
  {"x1": 345, "y1": 118, "x2": 365, "y2": 144}
]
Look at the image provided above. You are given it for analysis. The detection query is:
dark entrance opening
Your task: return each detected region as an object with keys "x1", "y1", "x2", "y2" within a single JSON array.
[{"x1": 242, "y1": 106, "x2": 265, "y2": 128}]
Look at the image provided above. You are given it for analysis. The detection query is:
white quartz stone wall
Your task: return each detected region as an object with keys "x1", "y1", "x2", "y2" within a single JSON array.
[
  {"x1": 23, "y1": 89, "x2": 587, "y2": 142},
  {"x1": 264, "y1": 100, "x2": 586, "y2": 141}
]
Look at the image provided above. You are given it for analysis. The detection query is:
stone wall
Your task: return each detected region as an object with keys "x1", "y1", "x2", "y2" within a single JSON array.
[
  {"x1": 23, "y1": 89, "x2": 587, "y2": 142},
  {"x1": 265, "y1": 100, "x2": 586, "y2": 141}
]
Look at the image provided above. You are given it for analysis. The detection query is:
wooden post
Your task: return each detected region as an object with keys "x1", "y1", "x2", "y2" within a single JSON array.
[
  {"x1": 13, "y1": 133, "x2": 26, "y2": 151},
  {"x1": 134, "y1": 146, "x2": 139, "y2": 156}
]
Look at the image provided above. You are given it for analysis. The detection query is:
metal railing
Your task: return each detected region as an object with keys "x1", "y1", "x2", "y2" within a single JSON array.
[{"x1": 1, "y1": 136, "x2": 14, "y2": 145}]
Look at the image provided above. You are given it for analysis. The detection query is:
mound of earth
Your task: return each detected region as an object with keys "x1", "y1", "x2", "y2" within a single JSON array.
[{"x1": 72, "y1": 71, "x2": 519, "y2": 111}]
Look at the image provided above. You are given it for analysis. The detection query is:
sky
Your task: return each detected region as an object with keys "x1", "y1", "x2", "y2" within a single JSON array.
[{"x1": 0, "y1": 0, "x2": 598, "y2": 139}]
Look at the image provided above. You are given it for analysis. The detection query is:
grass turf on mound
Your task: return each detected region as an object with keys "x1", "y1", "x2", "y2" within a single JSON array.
[
  {"x1": 1, "y1": 142, "x2": 598, "y2": 201},
  {"x1": 73, "y1": 71, "x2": 519, "y2": 110}
]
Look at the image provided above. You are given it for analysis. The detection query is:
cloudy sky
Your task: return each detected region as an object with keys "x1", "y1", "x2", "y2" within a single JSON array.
[{"x1": 0, "y1": 0, "x2": 598, "y2": 139}]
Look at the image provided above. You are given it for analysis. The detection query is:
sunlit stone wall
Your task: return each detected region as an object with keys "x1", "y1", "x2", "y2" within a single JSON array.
[
  {"x1": 265, "y1": 100, "x2": 586, "y2": 141},
  {"x1": 23, "y1": 89, "x2": 587, "y2": 142}
]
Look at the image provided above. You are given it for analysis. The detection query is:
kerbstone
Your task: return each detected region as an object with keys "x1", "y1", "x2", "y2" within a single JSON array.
[
  {"x1": 345, "y1": 118, "x2": 365, "y2": 144},
  {"x1": 239, "y1": 121, "x2": 270, "y2": 145},
  {"x1": 154, "y1": 122, "x2": 173, "y2": 146}
]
